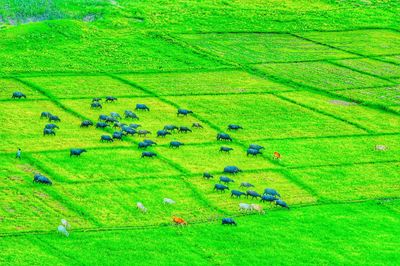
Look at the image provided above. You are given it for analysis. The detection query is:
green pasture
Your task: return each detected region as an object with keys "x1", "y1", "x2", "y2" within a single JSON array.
[{"x1": 333, "y1": 86, "x2": 400, "y2": 107}]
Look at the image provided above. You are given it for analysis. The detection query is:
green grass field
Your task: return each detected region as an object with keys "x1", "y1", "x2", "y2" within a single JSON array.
[{"x1": 0, "y1": 0, "x2": 399, "y2": 265}]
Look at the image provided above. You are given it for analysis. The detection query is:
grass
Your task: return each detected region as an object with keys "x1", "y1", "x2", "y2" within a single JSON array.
[{"x1": 0, "y1": 0, "x2": 400, "y2": 265}]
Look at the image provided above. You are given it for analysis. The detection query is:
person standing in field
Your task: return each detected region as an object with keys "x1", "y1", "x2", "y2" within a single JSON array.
[{"x1": 16, "y1": 148, "x2": 21, "y2": 160}]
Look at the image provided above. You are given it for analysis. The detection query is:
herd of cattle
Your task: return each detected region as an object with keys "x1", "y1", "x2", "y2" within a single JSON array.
[{"x1": 14, "y1": 92, "x2": 288, "y2": 233}]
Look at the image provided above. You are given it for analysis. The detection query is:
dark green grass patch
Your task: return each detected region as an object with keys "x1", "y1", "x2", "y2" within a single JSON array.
[
  {"x1": 23, "y1": 75, "x2": 150, "y2": 99},
  {"x1": 290, "y1": 162, "x2": 400, "y2": 201},
  {"x1": 299, "y1": 29, "x2": 400, "y2": 56},
  {"x1": 165, "y1": 94, "x2": 365, "y2": 140},
  {"x1": 256, "y1": 61, "x2": 393, "y2": 90},
  {"x1": 280, "y1": 91, "x2": 400, "y2": 133},
  {"x1": 178, "y1": 33, "x2": 354, "y2": 64},
  {"x1": 333, "y1": 86, "x2": 400, "y2": 107},
  {"x1": 119, "y1": 70, "x2": 291, "y2": 96}
]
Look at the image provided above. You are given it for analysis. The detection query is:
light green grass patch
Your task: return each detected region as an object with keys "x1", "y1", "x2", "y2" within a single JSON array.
[
  {"x1": 256, "y1": 134, "x2": 400, "y2": 168},
  {"x1": 60, "y1": 98, "x2": 219, "y2": 145},
  {"x1": 179, "y1": 33, "x2": 353, "y2": 63},
  {"x1": 119, "y1": 70, "x2": 291, "y2": 96},
  {"x1": 280, "y1": 91, "x2": 400, "y2": 132},
  {"x1": 188, "y1": 170, "x2": 316, "y2": 214},
  {"x1": 381, "y1": 55, "x2": 400, "y2": 65},
  {"x1": 23, "y1": 75, "x2": 150, "y2": 99},
  {"x1": 0, "y1": 100, "x2": 129, "y2": 153},
  {"x1": 333, "y1": 86, "x2": 400, "y2": 107},
  {"x1": 156, "y1": 143, "x2": 276, "y2": 174},
  {"x1": 0, "y1": 78, "x2": 45, "y2": 100},
  {"x1": 290, "y1": 162, "x2": 400, "y2": 201},
  {"x1": 165, "y1": 94, "x2": 365, "y2": 140},
  {"x1": 335, "y1": 58, "x2": 400, "y2": 78},
  {"x1": 29, "y1": 148, "x2": 180, "y2": 183},
  {"x1": 256, "y1": 61, "x2": 392, "y2": 90},
  {"x1": 299, "y1": 29, "x2": 400, "y2": 56}
]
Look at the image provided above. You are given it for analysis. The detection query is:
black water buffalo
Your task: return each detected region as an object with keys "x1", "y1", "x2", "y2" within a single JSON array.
[
  {"x1": 223, "y1": 166, "x2": 241, "y2": 174},
  {"x1": 220, "y1": 146, "x2": 233, "y2": 153},
  {"x1": 92, "y1": 97, "x2": 101, "y2": 102},
  {"x1": 138, "y1": 141, "x2": 150, "y2": 149},
  {"x1": 275, "y1": 200, "x2": 289, "y2": 209},
  {"x1": 264, "y1": 188, "x2": 281, "y2": 198},
  {"x1": 33, "y1": 174, "x2": 52, "y2": 185},
  {"x1": 222, "y1": 218, "x2": 237, "y2": 226},
  {"x1": 169, "y1": 141, "x2": 184, "y2": 148},
  {"x1": 143, "y1": 139, "x2": 157, "y2": 146},
  {"x1": 214, "y1": 184, "x2": 229, "y2": 192},
  {"x1": 105, "y1": 96, "x2": 117, "y2": 102},
  {"x1": 124, "y1": 127, "x2": 136, "y2": 136},
  {"x1": 110, "y1": 112, "x2": 121, "y2": 119},
  {"x1": 91, "y1": 102, "x2": 102, "y2": 109},
  {"x1": 178, "y1": 126, "x2": 192, "y2": 133},
  {"x1": 177, "y1": 109, "x2": 193, "y2": 116},
  {"x1": 240, "y1": 182, "x2": 254, "y2": 188},
  {"x1": 247, "y1": 148, "x2": 262, "y2": 156},
  {"x1": 157, "y1": 130, "x2": 171, "y2": 137},
  {"x1": 105, "y1": 117, "x2": 118, "y2": 124},
  {"x1": 246, "y1": 190, "x2": 261, "y2": 199},
  {"x1": 98, "y1": 114, "x2": 108, "y2": 121},
  {"x1": 81, "y1": 120, "x2": 93, "y2": 127},
  {"x1": 48, "y1": 115, "x2": 61, "y2": 122},
  {"x1": 45, "y1": 124, "x2": 59, "y2": 130},
  {"x1": 249, "y1": 144, "x2": 264, "y2": 151},
  {"x1": 100, "y1": 135, "x2": 113, "y2": 142},
  {"x1": 43, "y1": 129, "x2": 55, "y2": 136},
  {"x1": 40, "y1": 112, "x2": 52, "y2": 119},
  {"x1": 96, "y1": 122, "x2": 109, "y2": 129},
  {"x1": 129, "y1": 123, "x2": 141, "y2": 129},
  {"x1": 112, "y1": 131, "x2": 124, "y2": 140},
  {"x1": 12, "y1": 91, "x2": 26, "y2": 99},
  {"x1": 217, "y1": 133, "x2": 232, "y2": 141},
  {"x1": 260, "y1": 195, "x2": 278, "y2": 203},
  {"x1": 138, "y1": 130, "x2": 151, "y2": 137},
  {"x1": 228, "y1": 124, "x2": 243, "y2": 131},
  {"x1": 135, "y1": 104, "x2": 150, "y2": 111},
  {"x1": 70, "y1": 149, "x2": 87, "y2": 157},
  {"x1": 124, "y1": 110, "x2": 139, "y2": 120},
  {"x1": 164, "y1": 125, "x2": 178, "y2": 131},
  {"x1": 113, "y1": 122, "x2": 125, "y2": 129},
  {"x1": 141, "y1": 151, "x2": 157, "y2": 158},
  {"x1": 220, "y1": 176, "x2": 234, "y2": 184},
  {"x1": 231, "y1": 190, "x2": 245, "y2": 198},
  {"x1": 203, "y1": 172, "x2": 213, "y2": 179},
  {"x1": 192, "y1": 123, "x2": 203, "y2": 128}
]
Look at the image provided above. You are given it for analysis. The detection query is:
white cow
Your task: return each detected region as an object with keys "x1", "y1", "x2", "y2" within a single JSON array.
[
  {"x1": 61, "y1": 219, "x2": 71, "y2": 229},
  {"x1": 239, "y1": 203, "x2": 253, "y2": 213},
  {"x1": 57, "y1": 225, "x2": 69, "y2": 237},
  {"x1": 251, "y1": 204, "x2": 265, "y2": 215},
  {"x1": 163, "y1": 198, "x2": 176, "y2": 205},
  {"x1": 136, "y1": 202, "x2": 147, "y2": 213}
]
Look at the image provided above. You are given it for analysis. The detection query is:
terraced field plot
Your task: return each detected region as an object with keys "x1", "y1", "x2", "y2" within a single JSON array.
[
  {"x1": 0, "y1": 78, "x2": 45, "y2": 100},
  {"x1": 119, "y1": 70, "x2": 291, "y2": 95},
  {"x1": 335, "y1": 58, "x2": 400, "y2": 79},
  {"x1": 256, "y1": 61, "x2": 393, "y2": 90},
  {"x1": 333, "y1": 86, "x2": 400, "y2": 107},
  {"x1": 178, "y1": 33, "x2": 354, "y2": 63}
]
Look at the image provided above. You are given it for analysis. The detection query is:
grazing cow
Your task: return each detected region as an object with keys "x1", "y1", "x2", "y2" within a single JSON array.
[
  {"x1": 81, "y1": 120, "x2": 93, "y2": 127},
  {"x1": 105, "y1": 117, "x2": 118, "y2": 124},
  {"x1": 70, "y1": 149, "x2": 87, "y2": 157},
  {"x1": 275, "y1": 199, "x2": 289, "y2": 209},
  {"x1": 135, "y1": 104, "x2": 150, "y2": 111},
  {"x1": 251, "y1": 204, "x2": 265, "y2": 214},
  {"x1": 138, "y1": 130, "x2": 151, "y2": 137},
  {"x1": 178, "y1": 126, "x2": 192, "y2": 133},
  {"x1": 247, "y1": 148, "x2": 262, "y2": 156},
  {"x1": 169, "y1": 141, "x2": 184, "y2": 148},
  {"x1": 157, "y1": 130, "x2": 171, "y2": 137},
  {"x1": 231, "y1": 190, "x2": 245, "y2": 198},
  {"x1": 43, "y1": 128, "x2": 56, "y2": 136},
  {"x1": 222, "y1": 218, "x2": 237, "y2": 226},
  {"x1": 57, "y1": 225, "x2": 69, "y2": 237},
  {"x1": 263, "y1": 188, "x2": 281, "y2": 198},
  {"x1": 223, "y1": 166, "x2": 241, "y2": 174},
  {"x1": 143, "y1": 139, "x2": 157, "y2": 146},
  {"x1": 217, "y1": 133, "x2": 232, "y2": 141},
  {"x1": 98, "y1": 114, "x2": 108, "y2": 121},
  {"x1": 220, "y1": 176, "x2": 234, "y2": 184},
  {"x1": 239, "y1": 203, "x2": 253, "y2": 213},
  {"x1": 220, "y1": 146, "x2": 233, "y2": 153},
  {"x1": 240, "y1": 182, "x2": 254, "y2": 188},
  {"x1": 163, "y1": 198, "x2": 176, "y2": 205},
  {"x1": 48, "y1": 115, "x2": 60, "y2": 122},
  {"x1": 100, "y1": 135, "x2": 113, "y2": 142},
  {"x1": 249, "y1": 144, "x2": 264, "y2": 151},
  {"x1": 112, "y1": 131, "x2": 124, "y2": 140},
  {"x1": 33, "y1": 174, "x2": 52, "y2": 185},
  {"x1": 260, "y1": 195, "x2": 278, "y2": 203},
  {"x1": 214, "y1": 184, "x2": 229, "y2": 192},
  {"x1": 173, "y1": 216, "x2": 187, "y2": 226},
  {"x1": 164, "y1": 125, "x2": 178, "y2": 131},
  {"x1": 273, "y1": 151, "x2": 281, "y2": 160},
  {"x1": 177, "y1": 109, "x2": 193, "y2": 116},
  {"x1": 113, "y1": 122, "x2": 126, "y2": 129},
  {"x1": 91, "y1": 102, "x2": 102, "y2": 109},
  {"x1": 136, "y1": 202, "x2": 147, "y2": 213},
  {"x1": 45, "y1": 124, "x2": 59, "y2": 130},
  {"x1": 40, "y1": 112, "x2": 52, "y2": 119},
  {"x1": 203, "y1": 172, "x2": 213, "y2": 179},
  {"x1": 124, "y1": 110, "x2": 139, "y2": 120},
  {"x1": 105, "y1": 96, "x2": 117, "y2": 102},
  {"x1": 192, "y1": 123, "x2": 203, "y2": 128},
  {"x1": 61, "y1": 219, "x2": 71, "y2": 229},
  {"x1": 12, "y1": 91, "x2": 26, "y2": 99},
  {"x1": 92, "y1": 97, "x2": 101, "y2": 102},
  {"x1": 123, "y1": 127, "x2": 136, "y2": 136},
  {"x1": 227, "y1": 124, "x2": 243, "y2": 131},
  {"x1": 141, "y1": 151, "x2": 157, "y2": 158},
  {"x1": 96, "y1": 122, "x2": 109, "y2": 129},
  {"x1": 110, "y1": 112, "x2": 122, "y2": 119},
  {"x1": 138, "y1": 141, "x2": 149, "y2": 149},
  {"x1": 129, "y1": 123, "x2": 141, "y2": 129},
  {"x1": 246, "y1": 190, "x2": 261, "y2": 199}
]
